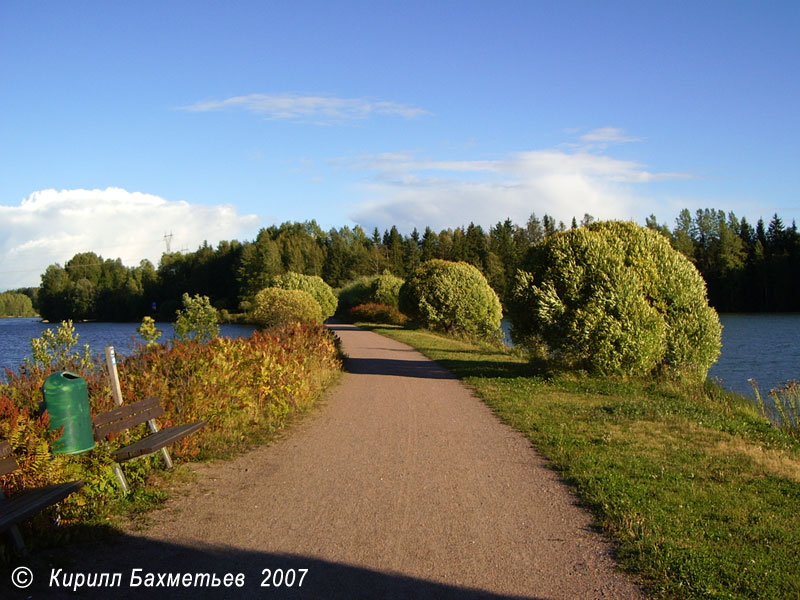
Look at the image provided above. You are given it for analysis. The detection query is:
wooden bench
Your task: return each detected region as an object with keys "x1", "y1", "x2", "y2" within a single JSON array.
[
  {"x1": 0, "y1": 440, "x2": 84, "y2": 553},
  {"x1": 92, "y1": 397, "x2": 205, "y2": 492}
]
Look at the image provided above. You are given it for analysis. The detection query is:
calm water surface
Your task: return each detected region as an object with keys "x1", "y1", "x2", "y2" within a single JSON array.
[
  {"x1": 0, "y1": 318, "x2": 256, "y2": 376},
  {"x1": 707, "y1": 314, "x2": 800, "y2": 397},
  {"x1": 2, "y1": 315, "x2": 798, "y2": 398}
]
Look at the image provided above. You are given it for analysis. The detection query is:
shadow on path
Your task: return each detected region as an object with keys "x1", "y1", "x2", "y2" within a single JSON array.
[
  {"x1": 344, "y1": 355, "x2": 456, "y2": 379},
  {"x1": 13, "y1": 536, "x2": 546, "y2": 600}
]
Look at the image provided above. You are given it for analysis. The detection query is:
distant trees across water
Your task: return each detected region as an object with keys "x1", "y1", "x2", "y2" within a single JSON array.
[
  {"x1": 0, "y1": 290, "x2": 37, "y2": 317},
  {"x1": 27, "y1": 210, "x2": 800, "y2": 322}
]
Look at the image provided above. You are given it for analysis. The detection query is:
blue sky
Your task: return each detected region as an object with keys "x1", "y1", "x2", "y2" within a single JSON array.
[{"x1": 1, "y1": 0, "x2": 798, "y2": 290}]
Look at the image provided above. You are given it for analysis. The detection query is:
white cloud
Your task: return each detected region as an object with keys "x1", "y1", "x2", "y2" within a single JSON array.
[
  {"x1": 179, "y1": 93, "x2": 430, "y2": 123},
  {"x1": 580, "y1": 126, "x2": 642, "y2": 144},
  {"x1": 348, "y1": 147, "x2": 692, "y2": 232},
  {"x1": 0, "y1": 188, "x2": 259, "y2": 290}
]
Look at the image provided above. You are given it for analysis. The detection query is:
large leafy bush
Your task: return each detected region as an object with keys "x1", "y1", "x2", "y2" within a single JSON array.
[
  {"x1": 508, "y1": 221, "x2": 721, "y2": 381},
  {"x1": 399, "y1": 259, "x2": 502, "y2": 336},
  {"x1": 337, "y1": 272, "x2": 405, "y2": 312},
  {"x1": 250, "y1": 288, "x2": 323, "y2": 328},
  {"x1": 269, "y1": 272, "x2": 337, "y2": 320}
]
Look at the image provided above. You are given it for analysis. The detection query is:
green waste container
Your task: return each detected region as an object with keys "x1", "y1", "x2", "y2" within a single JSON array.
[{"x1": 42, "y1": 371, "x2": 95, "y2": 455}]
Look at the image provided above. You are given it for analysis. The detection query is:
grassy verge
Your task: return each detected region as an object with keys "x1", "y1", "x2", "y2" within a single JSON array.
[{"x1": 363, "y1": 324, "x2": 800, "y2": 600}]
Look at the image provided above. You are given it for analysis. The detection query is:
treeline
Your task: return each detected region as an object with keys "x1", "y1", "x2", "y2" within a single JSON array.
[
  {"x1": 31, "y1": 209, "x2": 800, "y2": 322},
  {"x1": 647, "y1": 209, "x2": 800, "y2": 311},
  {"x1": 0, "y1": 290, "x2": 37, "y2": 317}
]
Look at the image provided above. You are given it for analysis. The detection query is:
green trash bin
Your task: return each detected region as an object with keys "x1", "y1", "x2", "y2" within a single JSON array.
[{"x1": 42, "y1": 371, "x2": 96, "y2": 455}]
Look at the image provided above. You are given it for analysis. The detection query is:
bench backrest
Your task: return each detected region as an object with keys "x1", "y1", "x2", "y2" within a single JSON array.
[
  {"x1": 93, "y1": 398, "x2": 164, "y2": 441},
  {"x1": 0, "y1": 440, "x2": 19, "y2": 476}
]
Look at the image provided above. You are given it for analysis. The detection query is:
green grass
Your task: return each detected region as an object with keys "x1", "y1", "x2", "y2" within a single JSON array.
[{"x1": 362, "y1": 324, "x2": 800, "y2": 600}]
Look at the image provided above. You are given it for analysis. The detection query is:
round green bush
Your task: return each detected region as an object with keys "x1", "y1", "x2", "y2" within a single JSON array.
[
  {"x1": 399, "y1": 259, "x2": 502, "y2": 336},
  {"x1": 337, "y1": 272, "x2": 405, "y2": 312},
  {"x1": 508, "y1": 221, "x2": 721, "y2": 381},
  {"x1": 250, "y1": 288, "x2": 323, "y2": 327},
  {"x1": 269, "y1": 272, "x2": 337, "y2": 320}
]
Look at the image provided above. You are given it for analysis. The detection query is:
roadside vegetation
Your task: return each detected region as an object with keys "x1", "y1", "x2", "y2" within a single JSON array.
[
  {"x1": 364, "y1": 324, "x2": 800, "y2": 600},
  {"x1": 0, "y1": 306, "x2": 340, "y2": 564}
]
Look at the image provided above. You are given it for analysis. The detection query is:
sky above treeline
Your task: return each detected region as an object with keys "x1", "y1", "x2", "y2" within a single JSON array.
[{"x1": 1, "y1": 0, "x2": 798, "y2": 290}]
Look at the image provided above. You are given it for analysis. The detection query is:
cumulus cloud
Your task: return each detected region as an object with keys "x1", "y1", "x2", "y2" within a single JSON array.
[
  {"x1": 348, "y1": 147, "x2": 692, "y2": 232},
  {"x1": 0, "y1": 188, "x2": 259, "y2": 290},
  {"x1": 179, "y1": 93, "x2": 430, "y2": 123}
]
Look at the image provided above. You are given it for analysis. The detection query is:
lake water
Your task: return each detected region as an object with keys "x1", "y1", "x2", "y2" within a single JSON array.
[
  {"x1": 2, "y1": 315, "x2": 798, "y2": 398},
  {"x1": 501, "y1": 314, "x2": 800, "y2": 398},
  {"x1": 0, "y1": 319, "x2": 256, "y2": 377}
]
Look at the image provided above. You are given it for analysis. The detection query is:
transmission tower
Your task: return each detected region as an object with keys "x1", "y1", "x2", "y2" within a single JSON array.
[{"x1": 163, "y1": 231, "x2": 174, "y2": 253}]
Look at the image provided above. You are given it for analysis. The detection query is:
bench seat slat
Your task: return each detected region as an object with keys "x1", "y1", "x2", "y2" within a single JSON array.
[
  {"x1": 94, "y1": 406, "x2": 164, "y2": 440},
  {"x1": 92, "y1": 397, "x2": 161, "y2": 426},
  {"x1": 111, "y1": 421, "x2": 206, "y2": 462},
  {"x1": 0, "y1": 441, "x2": 16, "y2": 477},
  {"x1": 0, "y1": 480, "x2": 84, "y2": 533},
  {"x1": 0, "y1": 455, "x2": 18, "y2": 477}
]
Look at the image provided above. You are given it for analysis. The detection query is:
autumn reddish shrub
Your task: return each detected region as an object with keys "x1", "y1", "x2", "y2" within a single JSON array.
[{"x1": 348, "y1": 303, "x2": 409, "y2": 326}]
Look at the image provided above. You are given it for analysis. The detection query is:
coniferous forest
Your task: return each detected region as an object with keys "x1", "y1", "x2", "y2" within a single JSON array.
[{"x1": 22, "y1": 208, "x2": 800, "y2": 322}]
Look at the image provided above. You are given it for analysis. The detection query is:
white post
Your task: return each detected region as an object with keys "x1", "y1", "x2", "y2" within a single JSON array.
[
  {"x1": 104, "y1": 347, "x2": 124, "y2": 407},
  {"x1": 104, "y1": 346, "x2": 173, "y2": 470}
]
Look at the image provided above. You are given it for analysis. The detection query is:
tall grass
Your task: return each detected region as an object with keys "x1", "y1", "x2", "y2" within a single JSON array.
[{"x1": 749, "y1": 378, "x2": 800, "y2": 433}]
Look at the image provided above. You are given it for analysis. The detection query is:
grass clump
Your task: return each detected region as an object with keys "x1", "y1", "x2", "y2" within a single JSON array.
[{"x1": 364, "y1": 324, "x2": 800, "y2": 600}]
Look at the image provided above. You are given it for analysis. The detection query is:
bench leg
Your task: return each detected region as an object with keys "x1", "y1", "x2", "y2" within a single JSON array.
[
  {"x1": 147, "y1": 418, "x2": 174, "y2": 469},
  {"x1": 111, "y1": 463, "x2": 130, "y2": 493},
  {"x1": 160, "y1": 447, "x2": 174, "y2": 469},
  {"x1": 8, "y1": 524, "x2": 27, "y2": 554}
]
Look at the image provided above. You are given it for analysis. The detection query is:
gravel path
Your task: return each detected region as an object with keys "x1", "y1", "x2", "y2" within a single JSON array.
[{"x1": 15, "y1": 324, "x2": 643, "y2": 599}]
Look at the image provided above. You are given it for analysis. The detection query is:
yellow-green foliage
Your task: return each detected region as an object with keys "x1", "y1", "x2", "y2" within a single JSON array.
[
  {"x1": 0, "y1": 292, "x2": 36, "y2": 317},
  {"x1": 269, "y1": 272, "x2": 337, "y2": 320},
  {"x1": 137, "y1": 316, "x2": 162, "y2": 347},
  {"x1": 251, "y1": 288, "x2": 323, "y2": 327},
  {"x1": 173, "y1": 293, "x2": 220, "y2": 342},
  {"x1": 399, "y1": 259, "x2": 502, "y2": 336},
  {"x1": 338, "y1": 272, "x2": 405, "y2": 311},
  {"x1": 509, "y1": 221, "x2": 721, "y2": 381},
  {"x1": 26, "y1": 320, "x2": 93, "y2": 372}
]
